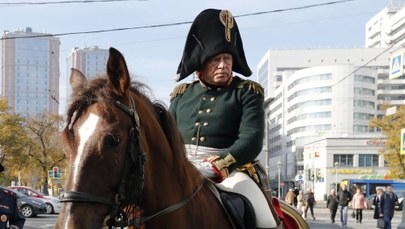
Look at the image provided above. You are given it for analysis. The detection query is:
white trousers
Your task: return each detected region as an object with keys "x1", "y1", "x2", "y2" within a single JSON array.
[{"x1": 185, "y1": 144, "x2": 277, "y2": 228}]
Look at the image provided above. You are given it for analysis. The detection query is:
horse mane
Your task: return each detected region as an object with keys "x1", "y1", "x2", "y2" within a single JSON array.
[{"x1": 64, "y1": 77, "x2": 201, "y2": 190}]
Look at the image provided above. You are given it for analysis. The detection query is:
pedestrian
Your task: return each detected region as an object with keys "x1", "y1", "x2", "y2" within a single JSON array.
[
  {"x1": 299, "y1": 190, "x2": 307, "y2": 218},
  {"x1": 169, "y1": 8, "x2": 278, "y2": 229},
  {"x1": 379, "y1": 185, "x2": 398, "y2": 229},
  {"x1": 326, "y1": 189, "x2": 338, "y2": 224},
  {"x1": 304, "y1": 188, "x2": 316, "y2": 220},
  {"x1": 297, "y1": 190, "x2": 304, "y2": 210},
  {"x1": 336, "y1": 184, "x2": 352, "y2": 227},
  {"x1": 293, "y1": 186, "x2": 299, "y2": 207},
  {"x1": 0, "y1": 159, "x2": 25, "y2": 229},
  {"x1": 285, "y1": 188, "x2": 295, "y2": 206},
  {"x1": 373, "y1": 188, "x2": 384, "y2": 220},
  {"x1": 351, "y1": 188, "x2": 367, "y2": 223}
]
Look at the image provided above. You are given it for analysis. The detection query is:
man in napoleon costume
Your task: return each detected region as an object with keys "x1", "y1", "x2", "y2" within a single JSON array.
[{"x1": 169, "y1": 8, "x2": 279, "y2": 229}]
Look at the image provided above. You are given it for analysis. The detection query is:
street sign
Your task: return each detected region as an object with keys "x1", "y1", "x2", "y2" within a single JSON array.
[
  {"x1": 280, "y1": 182, "x2": 285, "y2": 187},
  {"x1": 390, "y1": 52, "x2": 404, "y2": 79}
]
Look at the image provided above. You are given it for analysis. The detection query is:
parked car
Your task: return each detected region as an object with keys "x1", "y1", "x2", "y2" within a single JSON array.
[
  {"x1": 366, "y1": 194, "x2": 377, "y2": 209},
  {"x1": 395, "y1": 192, "x2": 404, "y2": 211},
  {"x1": 3, "y1": 187, "x2": 47, "y2": 218},
  {"x1": 8, "y1": 186, "x2": 62, "y2": 214}
]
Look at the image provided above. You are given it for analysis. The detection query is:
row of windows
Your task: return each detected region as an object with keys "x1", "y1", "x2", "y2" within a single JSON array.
[
  {"x1": 353, "y1": 125, "x2": 376, "y2": 133},
  {"x1": 287, "y1": 111, "x2": 331, "y2": 124},
  {"x1": 354, "y1": 75, "x2": 375, "y2": 84},
  {"x1": 333, "y1": 154, "x2": 378, "y2": 167},
  {"x1": 287, "y1": 87, "x2": 331, "y2": 102},
  {"x1": 288, "y1": 73, "x2": 332, "y2": 91},
  {"x1": 354, "y1": 87, "x2": 375, "y2": 96},
  {"x1": 353, "y1": 112, "x2": 374, "y2": 120},
  {"x1": 287, "y1": 124, "x2": 331, "y2": 136},
  {"x1": 288, "y1": 99, "x2": 331, "y2": 113},
  {"x1": 353, "y1": 100, "x2": 375, "y2": 109}
]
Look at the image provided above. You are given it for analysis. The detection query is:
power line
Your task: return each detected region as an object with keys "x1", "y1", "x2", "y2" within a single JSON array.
[
  {"x1": 0, "y1": 0, "x2": 145, "y2": 6},
  {"x1": 0, "y1": 0, "x2": 355, "y2": 40}
]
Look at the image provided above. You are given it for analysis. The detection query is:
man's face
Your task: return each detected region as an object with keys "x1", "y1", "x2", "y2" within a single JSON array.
[
  {"x1": 387, "y1": 186, "x2": 393, "y2": 193},
  {"x1": 341, "y1": 185, "x2": 347, "y2": 190},
  {"x1": 199, "y1": 53, "x2": 233, "y2": 87}
]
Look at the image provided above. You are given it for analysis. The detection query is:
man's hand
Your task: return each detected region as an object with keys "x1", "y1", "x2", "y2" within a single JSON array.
[
  {"x1": 202, "y1": 154, "x2": 237, "y2": 182},
  {"x1": 196, "y1": 161, "x2": 220, "y2": 180}
]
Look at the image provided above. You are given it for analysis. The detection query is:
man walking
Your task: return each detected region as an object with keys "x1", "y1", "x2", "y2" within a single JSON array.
[
  {"x1": 379, "y1": 185, "x2": 398, "y2": 229},
  {"x1": 337, "y1": 184, "x2": 351, "y2": 227}
]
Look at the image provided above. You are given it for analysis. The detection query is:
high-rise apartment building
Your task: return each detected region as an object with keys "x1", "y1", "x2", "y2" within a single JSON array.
[
  {"x1": 366, "y1": 1, "x2": 405, "y2": 48},
  {"x1": 1, "y1": 27, "x2": 60, "y2": 116},
  {"x1": 257, "y1": 48, "x2": 403, "y2": 198},
  {"x1": 61, "y1": 46, "x2": 108, "y2": 114}
]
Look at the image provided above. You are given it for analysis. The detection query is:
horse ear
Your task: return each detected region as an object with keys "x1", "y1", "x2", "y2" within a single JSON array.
[
  {"x1": 107, "y1": 47, "x2": 131, "y2": 95},
  {"x1": 70, "y1": 68, "x2": 87, "y2": 91}
]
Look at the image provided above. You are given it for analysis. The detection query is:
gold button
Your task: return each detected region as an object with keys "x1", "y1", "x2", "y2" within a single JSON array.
[
  {"x1": 191, "y1": 137, "x2": 196, "y2": 142},
  {"x1": 203, "y1": 122, "x2": 208, "y2": 126},
  {"x1": 195, "y1": 122, "x2": 200, "y2": 126},
  {"x1": 200, "y1": 137, "x2": 206, "y2": 142},
  {"x1": 210, "y1": 97, "x2": 216, "y2": 101},
  {"x1": 206, "y1": 109, "x2": 211, "y2": 113},
  {"x1": 198, "y1": 110, "x2": 204, "y2": 114}
]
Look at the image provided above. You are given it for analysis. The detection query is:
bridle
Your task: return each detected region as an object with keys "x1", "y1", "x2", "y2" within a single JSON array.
[{"x1": 60, "y1": 94, "x2": 203, "y2": 228}]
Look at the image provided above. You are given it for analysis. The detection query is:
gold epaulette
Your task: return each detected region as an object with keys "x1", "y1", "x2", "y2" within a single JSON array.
[
  {"x1": 237, "y1": 80, "x2": 264, "y2": 97},
  {"x1": 170, "y1": 83, "x2": 190, "y2": 101}
]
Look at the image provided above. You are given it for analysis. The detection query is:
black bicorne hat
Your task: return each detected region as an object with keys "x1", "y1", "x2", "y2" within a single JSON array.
[{"x1": 175, "y1": 9, "x2": 252, "y2": 81}]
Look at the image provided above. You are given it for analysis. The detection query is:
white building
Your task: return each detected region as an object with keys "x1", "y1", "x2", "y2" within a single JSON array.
[
  {"x1": 304, "y1": 137, "x2": 388, "y2": 201},
  {"x1": 366, "y1": 1, "x2": 405, "y2": 48},
  {"x1": 257, "y1": 47, "x2": 404, "y2": 198},
  {"x1": 1, "y1": 27, "x2": 60, "y2": 116}
]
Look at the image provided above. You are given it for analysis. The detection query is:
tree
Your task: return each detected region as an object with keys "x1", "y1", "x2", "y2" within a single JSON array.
[
  {"x1": 369, "y1": 105, "x2": 405, "y2": 179},
  {"x1": 0, "y1": 99, "x2": 29, "y2": 186},
  {"x1": 25, "y1": 113, "x2": 66, "y2": 195}
]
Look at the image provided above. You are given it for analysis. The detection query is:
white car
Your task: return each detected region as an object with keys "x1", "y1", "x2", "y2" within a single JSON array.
[{"x1": 8, "y1": 186, "x2": 62, "y2": 214}]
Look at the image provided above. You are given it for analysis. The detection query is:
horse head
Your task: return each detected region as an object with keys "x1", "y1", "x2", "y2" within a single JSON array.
[{"x1": 55, "y1": 47, "x2": 228, "y2": 229}]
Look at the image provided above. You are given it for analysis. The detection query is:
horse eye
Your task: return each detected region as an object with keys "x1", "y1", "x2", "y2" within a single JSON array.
[{"x1": 104, "y1": 135, "x2": 121, "y2": 148}]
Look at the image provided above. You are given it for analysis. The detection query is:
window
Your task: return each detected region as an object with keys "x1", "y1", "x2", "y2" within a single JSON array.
[
  {"x1": 359, "y1": 154, "x2": 378, "y2": 167},
  {"x1": 333, "y1": 154, "x2": 353, "y2": 167}
]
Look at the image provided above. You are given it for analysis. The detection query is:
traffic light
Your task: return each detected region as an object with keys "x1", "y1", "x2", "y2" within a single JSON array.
[{"x1": 53, "y1": 167, "x2": 59, "y2": 178}]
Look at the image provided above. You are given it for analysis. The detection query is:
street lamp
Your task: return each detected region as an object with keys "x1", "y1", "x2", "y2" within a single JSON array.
[
  {"x1": 334, "y1": 161, "x2": 339, "y2": 190},
  {"x1": 277, "y1": 161, "x2": 282, "y2": 199}
]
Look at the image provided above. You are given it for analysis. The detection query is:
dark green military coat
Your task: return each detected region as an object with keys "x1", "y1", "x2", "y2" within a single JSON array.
[{"x1": 169, "y1": 76, "x2": 264, "y2": 169}]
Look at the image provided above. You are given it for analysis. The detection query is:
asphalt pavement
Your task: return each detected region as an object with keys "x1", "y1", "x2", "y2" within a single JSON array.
[{"x1": 306, "y1": 201, "x2": 402, "y2": 229}]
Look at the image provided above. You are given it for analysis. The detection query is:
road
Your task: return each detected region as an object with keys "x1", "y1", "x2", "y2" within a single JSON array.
[
  {"x1": 307, "y1": 204, "x2": 402, "y2": 229},
  {"x1": 24, "y1": 214, "x2": 57, "y2": 229},
  {"x1": 22, "y1": 206, "x2": 405, "y2": 228}
]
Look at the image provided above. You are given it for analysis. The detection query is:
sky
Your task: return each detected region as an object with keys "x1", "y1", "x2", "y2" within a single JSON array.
[{"x1": 0, "y1": 0, "x2": 393, "y2": 112}]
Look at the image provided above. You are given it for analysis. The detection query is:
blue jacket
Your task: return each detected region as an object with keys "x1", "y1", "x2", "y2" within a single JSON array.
[
  {"x1": 379, "y1": 191, "x2": 398, "y2": 218},
  {"x1": 0, "y1": 187, "x2": 25, "y2": 229}
]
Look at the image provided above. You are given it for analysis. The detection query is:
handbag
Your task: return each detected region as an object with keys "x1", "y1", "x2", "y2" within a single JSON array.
[{"x1": 377, "y1": 218, "x2": 385, "y2": 229}]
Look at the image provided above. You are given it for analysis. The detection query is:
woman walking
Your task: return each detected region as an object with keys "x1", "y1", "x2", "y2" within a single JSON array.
[
  {"x1": 352, "y1": 188, "x2": 367, "y2": 223},
  {"x1": 373, "y1": 188, "x2": 384, "y2": 220},
  {"x1": 326, "y1": 189, "x2": 339, "y2": 224}
]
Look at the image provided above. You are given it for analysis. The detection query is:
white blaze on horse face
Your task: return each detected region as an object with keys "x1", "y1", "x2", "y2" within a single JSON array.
[{"x1": 72, "y1": 112, "x2": 100, "y2": 187}]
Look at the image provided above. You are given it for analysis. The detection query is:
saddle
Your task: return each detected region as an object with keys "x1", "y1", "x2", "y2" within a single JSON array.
[{"x1": 207, "y1": 180, "x2": 256, "y2": 229}]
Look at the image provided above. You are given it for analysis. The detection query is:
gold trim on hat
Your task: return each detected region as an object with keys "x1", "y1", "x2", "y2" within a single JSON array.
[{"x1": 219, "y1": 10, "x2": 234, "y2": 42}]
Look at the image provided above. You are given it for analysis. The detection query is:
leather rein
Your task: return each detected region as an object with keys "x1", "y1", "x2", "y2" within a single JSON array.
[{"x1": 60, "y1": 95, "x2": 203, "y2": 228}]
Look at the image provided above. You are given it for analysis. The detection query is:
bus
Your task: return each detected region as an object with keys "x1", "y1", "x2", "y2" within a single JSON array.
[{"x1": 340, "y1": 179, "x2": 405, "y2": 197}]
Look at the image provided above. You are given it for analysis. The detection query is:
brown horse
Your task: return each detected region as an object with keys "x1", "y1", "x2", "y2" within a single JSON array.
[{"x1": 55, "y1": 47, "x2": 236, "y2": 229}]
